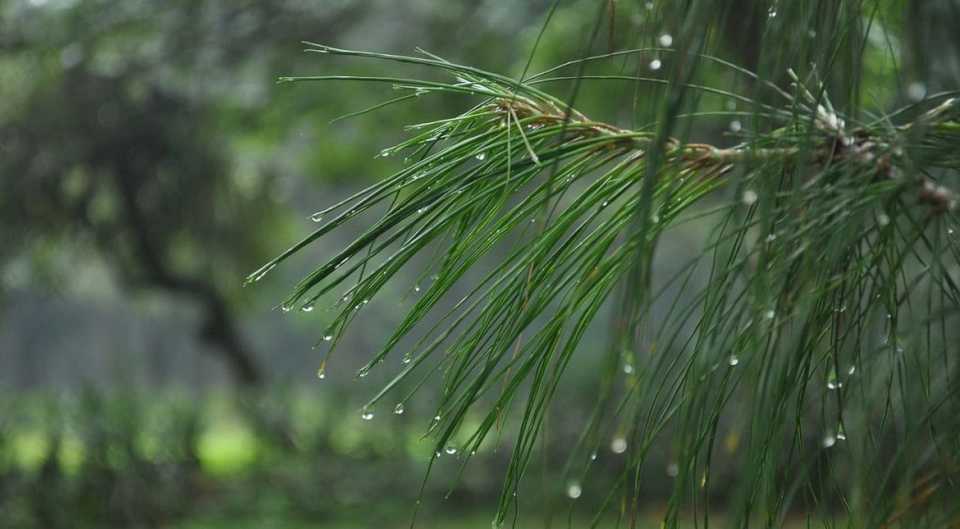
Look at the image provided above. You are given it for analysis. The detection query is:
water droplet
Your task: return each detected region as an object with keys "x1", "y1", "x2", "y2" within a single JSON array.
[
  {"x1": 301, "y1": 303, "x2": 314, "y2": 313},
  {"x1": 645, "y1": 1, "x2": 654, "y2": 10},
  {"x1": 877, "y1": 213, "x2": 890, "y2": 226},
  {"x1": 590, "y1": 452, "x2": 598, "y2": 461},
  {"x1": 323, "y1": 334, "x2": 333, "y2": 342},
  {"x1": 836, "y1": 428, "x2": 847, "y2": 441},
  {"x1": 742, "y1": 189, "x2": 758, "y2": 205},
  {"x1": 658, "y1": 34, "x2": 673, "y2": 47},
  {"x1": 728, "y1": 355, "x2": 740, "y2": 367},
  {"x1": 623, "y1": 363, "x2": 634, "y2": 374},
  {"x1": 378, "y1": 149, "x2": 391, "y2": 158},
  {"x1": 847, "y1": 365, "x2": 856, "y2": 376},
  {"x1": 767, "y1": 6, "x2": 777, "y2": 18},
  {"x1": 475, "y1": 152, "x2": 486, "y2": 161},
  {"x1": 394, "y1": 403, "x2": 405, "y2": 415},
  {"x1": 907, "y1": 82, "x2": 927, "y2": 102},
  {"x1": 316, "y1": 368, "x2": 326, "y2": 379},
  {"x1": 361, "y1": 409, "x2": 374, "y2": 421},
  {"x1": 280, "y1": 304, "x2": 292, "y2": 313},
  {"x1": 764, "y1": 309, "x2": 776, "y2": 320},
  {"x1": 729, "y1": 120, "x2": 742, "y2": 132},
  {"x1": 765, "y1": 233, "x2": 777, "y2": 243},
  {"x1": 246, "y1": 263, "x2": 277, "y2": 284},
  {"x1": 600, "y1": 200, "x2": 609, "y2": 208},
  {"x1": 566, "y1": 481, "x2": 582, "y2": 499},
  {"x1": 648, "y1": 59, "x2": 662, "y2": 71},
  {"x1": 444, "y1": 446, "x2": 457, "y2": 455},
  {"x1": 666, "y1": 462, "x2": 680, "y2": 477},
  {"x1": 822, "y1": 433, "x2": 836, "y2": 448},
  {"x1": 414, "y1": 284, "x2": 421, "y2": 292},
  {"x1": 402, "y1": 353, "x2": 413, "y2": 364},
  {"x1": 611, "y1": 437, "x2": 627, "y2": 454},
  {"x1": 808, "y1": 29, "x2": 817, "y2": 38},
  {"x1": 358, "y1": 367, "x2": 369, "y2": 378},
  {"x1": 310, "y1": 213, "x2": 324, "y2": 223},
  {"x1": 826, "y1": 380, "x2": 842, "y2": 390},
  {"x1": 948, "y1": 228, "x2": 955, "y2": 235}
]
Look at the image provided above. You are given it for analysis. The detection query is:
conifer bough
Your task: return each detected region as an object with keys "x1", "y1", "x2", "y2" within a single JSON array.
[{"x1": 253, "y1": 43, "x2": 960, "y2": 527}]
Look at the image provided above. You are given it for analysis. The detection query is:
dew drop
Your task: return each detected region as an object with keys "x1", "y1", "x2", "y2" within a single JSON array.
[
  {"x1": 847, "y1": 365, "x2": 856, "y2": 376},
  {"x1": 310, "y1": 213, "x2": 324, "y2": 223},
  {"x1": 729, "y1": 120, "x2": 742, "y2": 132},
  {"x1": 822, "y1": 434, "x2": 836, "y2": 448},
  {"x1": 666, "y1": 462, "x2": 680, "y2": 477},
  {"x1": 658, "y1": 34, "x2": 673, "y2": 47},
  {"x1": 590, "y1": 452, "x2": 598, "y2": 461},
  {"x1": 645, "y1": 2, "x2": 654, "y2": 10},
  {"x1": 378, "y1": 149, "x2": 391, "y2": 158},
  {"x1": 611, "y1": 437, "x2": 628, "y2": 454},
  {"x1": 728, "y1": 355, "x2": 740, "y2": 367},
  {"x1": 323, "y1": 334, "x2": 333, "y2": 342},
  {"x1": 877, "y1": 213, "x2": 890, "y2": 226},
  {"x1": 445, "y1": 446, "x2": 457, "y2": 455},
  {"x1": 948, "y1": 228, "x2": 955, "y2": 235},
  {"x1": 316, "y1": 368, "x2": 326, "y2": 380},
  {"x1": 402, "y1": 353, "x2": 413, "y2": 364},
  {"x1": 764, "y1": 309, "x2": 776, "y2": 320},
  {"x1": 280, "y1": 304, "x2": 292, "y2": 313},
  {"x1": 414, "y1": 284, "x2": 422, "y2": 292},
  {"x1": 358, "y1": 367, "x2": 369, "y2": 378},
  {"x1": 475, "y1": 152, "x2": 486, "y2": 161},
  {"x1": 767, "y1": 6, "x2": 777, "y2": 18},
  {"x1": 742, "y1": 189, "x2": 758, "y2": 205},
  {"x1": 765, "y1": 233, "x2": 777, "y2": 243},
  {"x1": 394, "y1": 403, "x2": 405, "y2": 415},
  {"x1": 648, "y1": 59, "x2": 662, "y2": 71},
  {"x1": 836, "y1": 429, "x2": 847, "y2": 441},
  {"x1": 566, "y1": 481, "x2": 582, "y2": 499},
  {"x1": 361, "y1": 409, "x2": 375, "y2": 421},
  {"x1": 623, "y1": 363, "x2": 634, "y2": 374},
  {"x1": 301, "y1": 303, "x2": 315, "y2": 313},
  {"x1": 907, "y1": 82, "x2": 927, "y2": 102}
]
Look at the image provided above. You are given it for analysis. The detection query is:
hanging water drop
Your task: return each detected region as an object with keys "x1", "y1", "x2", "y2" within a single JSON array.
[
  {"x1": 394, "y1": 403, "x2": 405, "y2": 415},
  {"x1": 361, "y1": 409, "x2": 375, "y2": 421},
  {"x1": 666, "y1": 463, "x2": 680, "y2": 477},
  {"x1": 767, "y1": 6, "x2": 777, "y2": 18},
  {"x1": 316, "y1": 367, "x2": 326, "y2": 379},
  {"x1": 566, "y1": 481, "x2": 582, "y2": 499},
  {"x1": 590, "y1": 452, "x2": 598, "y2": 461},
  {"x1": 623, "y1": 363, "x2": 634, "y2": 374},
  {"x1": 729, "y1": 120, "x2": 742, "y2": 132},
  {"x1": 310, "y1": 213, "x2": 324, "y2": 223},
  {"x1": 907, "y1": 82, "x2": 927, "y2": 102},
  {"x1": 475, "y1": 152, "x2": 486, "y2": 161},
  {"x1": 301, "y1": 303, "x2": 314, "y2": 313},
  {"x1": 658, "y1": 34, "x2": 673, "y2": 47},
  {"x1": 649, "y1": 59, "x2": 662, "y2": 71},
  {"x1": 358, "y1": 367, "x2": 369, "y2": 378},
  {"x1": 822, "y1": 433, "x2": 836, "y2": 448},
  {"x1": 742, "y1": 189, "x2": 758, "y2": 205},
  {"x1": 444, "y1": 446, "x2": 457, "y2": 455},
  {"x1": 323, "y1": 334, "x2": 333, "y2": 342},
  {"x1": 611, "y1": 437, "x2": 627, "y2": 454},
  {"x1": 728, "y1": 355, "x2": 740, "y2": 367},
  {"x1": 847, "y1": 365, "x2": 856, "y2": 376},
  {"x1": 414, "y1": 284, "x2": 421, "y2": 292},
  {"x1": 402, "y1": 353, "x2": 412, "y2": 364}
]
